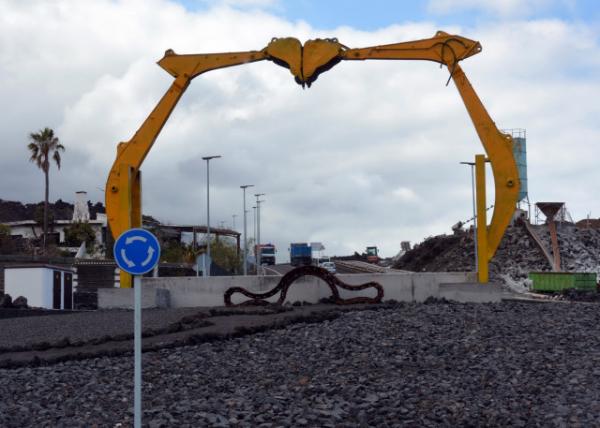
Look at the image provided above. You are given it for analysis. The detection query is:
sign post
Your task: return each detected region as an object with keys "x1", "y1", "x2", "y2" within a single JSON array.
[{"x1": 114, "y1": 228, "x2": 161, "y2": 428}]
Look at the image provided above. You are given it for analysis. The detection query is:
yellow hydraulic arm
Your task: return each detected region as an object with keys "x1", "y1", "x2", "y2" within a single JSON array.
[{"x1": 106, "y1": 32, "x2": 518, "y2": 286}]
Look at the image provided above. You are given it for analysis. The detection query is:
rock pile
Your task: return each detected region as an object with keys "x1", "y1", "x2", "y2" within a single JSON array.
[
  {"x1": 393, "y1": 223, "x2": 600, "y2": 288},
  {"x1": 2, "y1": 302, "x2": 600, "y2": 426}
]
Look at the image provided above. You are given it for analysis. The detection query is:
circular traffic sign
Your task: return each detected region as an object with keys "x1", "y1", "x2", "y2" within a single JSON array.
[{"x1": 114, "y1": 228, "x2": 161, "y2": 275}]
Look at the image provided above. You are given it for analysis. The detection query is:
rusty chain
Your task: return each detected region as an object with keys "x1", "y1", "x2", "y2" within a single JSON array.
[{"x1": 224, "y1": 265, "x2": 384, "y2": 307}]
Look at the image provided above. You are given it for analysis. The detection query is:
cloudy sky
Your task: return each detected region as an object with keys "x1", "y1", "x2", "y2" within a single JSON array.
[{"x1": 1, "y1": 0, "x2": 599, "y2": 260}]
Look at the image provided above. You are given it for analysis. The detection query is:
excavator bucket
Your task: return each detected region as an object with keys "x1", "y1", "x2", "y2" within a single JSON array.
[
  {"x1": 266, "y1": 37, "x2": 345, "y2": 87},
  {"x1": 266, "y1": 37, "x2": 303, "y2": 84},
  {"x1": 302, "y1": 38, "x2": 345, "y2": 87}
]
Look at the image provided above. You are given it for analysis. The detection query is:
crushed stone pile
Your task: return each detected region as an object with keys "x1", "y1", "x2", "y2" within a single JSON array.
[
  {"x1": 2, "y1": 302, "x2": 600, "y2": 426},
  {"x1": 393, "y1": 223, "x2": 600, "y2": 289}
]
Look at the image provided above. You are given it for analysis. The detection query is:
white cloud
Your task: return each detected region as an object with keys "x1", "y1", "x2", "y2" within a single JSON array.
[
  {"x1": 427, "y1": 0, "x2": 566, "y2": 16},
  {"x1": 0, "y1": 0, "x2": 599, "y2": 259}
]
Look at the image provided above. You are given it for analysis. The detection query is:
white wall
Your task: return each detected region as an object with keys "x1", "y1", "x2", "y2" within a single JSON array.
[
  {"x1": 9, "y1": 224, "x2": 37, "y2": 239},
  {"x1": 8, "y1": 221, "x2": 105, "y2": 245},
  {"x1": 5, "y1": 268, "x2": 48, "y2": 308}
]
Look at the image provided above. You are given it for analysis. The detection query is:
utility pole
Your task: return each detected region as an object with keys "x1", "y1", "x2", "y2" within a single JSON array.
[
  {"x1": 240, "y1": 185, "x2": 254, "y2": 275},
  {"x1": 202, "y1": 155, "x2": 221, "y2": 277}
]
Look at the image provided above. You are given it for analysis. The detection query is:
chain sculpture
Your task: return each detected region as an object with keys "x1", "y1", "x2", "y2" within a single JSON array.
[{"x1": 224, "y1": 265, "x2": 384, "y2": 307}]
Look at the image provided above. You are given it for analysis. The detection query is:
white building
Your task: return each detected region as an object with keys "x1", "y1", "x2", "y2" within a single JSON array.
[
  {"x1": 4, "y1": 191, "x2": 107, "y2": 253},
  {"x1": 4, "y1": 265, "x2": 75, "y2": 310}
]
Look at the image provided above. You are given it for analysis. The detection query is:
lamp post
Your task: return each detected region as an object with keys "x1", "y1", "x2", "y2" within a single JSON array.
[
  {"x1": 254, "y1": 193, "x2": 265, "y2": 275},
  {"x1": 252, "y1": 206, "x2": 257, "y2": 267},
  {"x1": 232, "y1": 214, "x2": 237, "y2": 230},
  {"x1": 202, "y1": 155, "x2": 221, "y2": 277},
  {"x1": 240, "y1": 184, "x2": 254, "y2": 275},
  {"x1": 460, "y1": 161, "x2": 478, "y2": 271}
]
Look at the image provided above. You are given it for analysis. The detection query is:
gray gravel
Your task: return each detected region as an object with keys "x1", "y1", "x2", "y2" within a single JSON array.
[
  {"x1": 2, "y1": 301, "x2": 600, "y2": 427},
  {"x1": 0, "y1": 308, "x2": 203, "y2": 350}
]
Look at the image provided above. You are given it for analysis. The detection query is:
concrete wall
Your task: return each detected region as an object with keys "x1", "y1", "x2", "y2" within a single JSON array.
[{"x1": 98, "y1": 272, "x2": 477, "y2": 309}]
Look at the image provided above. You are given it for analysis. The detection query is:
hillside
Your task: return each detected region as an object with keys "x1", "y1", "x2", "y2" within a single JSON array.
[{"x1": 0, "y1": 199, "x2": 105, "y2": 223}]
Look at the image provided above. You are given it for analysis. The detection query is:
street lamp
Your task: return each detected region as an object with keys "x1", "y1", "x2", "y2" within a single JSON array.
[
  {"x1": 460, "y1": 161, "x2": 478, "y2": 271},
  {"x1": 254, "y1": 193, "x2": 265, "y2": 275},
  {"x1": 202, "y1": 155, "x2": 221, "y2": 277},
  {"x1": 252, "y1": 205, "x2": 258, "y2": 268},
  {"x1": 240, "y1": 184, "x2": 254, "y2": 275}
]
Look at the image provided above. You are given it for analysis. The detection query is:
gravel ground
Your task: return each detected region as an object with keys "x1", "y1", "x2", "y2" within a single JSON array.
[
  {"x1": 2, "y1": 301, "x2": 600, "y2": 427},
  {"x1": 0, "y1": 308, "x2": 203, "y2": 350}
]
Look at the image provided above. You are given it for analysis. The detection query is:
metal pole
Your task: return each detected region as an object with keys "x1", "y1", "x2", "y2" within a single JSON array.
[
  {"x1": 202, "y1": 155, "x2": 221, "y2": 277},
  {"x1": 205, "y1": 160, "x2": 210, "y2": 277},
  {"x1": 134, "y1": 275, "x2": 142, "y2": 428},
  {"x1": 240, "y1": 185, "x2": 254, "y2": 276},
  {"x1": 254, "y1": 194, "x2": 265, "y2": 275},
  {"x1": 256, "y1": 202, "x2": 260, "y2": 275},
  {"x1": 232, "y1": 214, "x2": 237, "y2": 230},
  {"x1": 470, "y1": 164, "x2": 478, "y2": 271},
  {"x1": 460, "y1": 161, "x2": 478, "y2": 272},
  {"x1": 252, "y1": 206, "x2": 257, "y2": 268}
]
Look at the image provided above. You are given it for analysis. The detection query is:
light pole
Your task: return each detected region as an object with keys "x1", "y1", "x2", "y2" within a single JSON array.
[
  {"x1": 254, "y1": 193, "x2": 265, "y2": 275},
  {"x1": 252, "y1": 205, "x2": 258, "y2": 268},
  {"x1": 240, "y1": 184, "x2": 254, "y2": 275},
  {"x1": 202, "y1": 155, "x2": 221, "y2": 277},
  {"x1": 232, "y1": 214, "x2": 237, "y2": 230},
  {"x1": 460, "y1": 161, "x2": 478, "y2": 271}
]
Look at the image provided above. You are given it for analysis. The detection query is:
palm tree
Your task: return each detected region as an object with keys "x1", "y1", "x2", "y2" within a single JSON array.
[{"x1": 27, "y1": 127, "x2": 65, "y2": 253}]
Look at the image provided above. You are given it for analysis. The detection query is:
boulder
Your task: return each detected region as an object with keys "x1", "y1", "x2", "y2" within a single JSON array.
[
  {"x1": 12, "y1": 296, "x2": 28, "y2": 309},
  {"x1": 0, "y1": 293, "x2": 12, "y2": 308}
]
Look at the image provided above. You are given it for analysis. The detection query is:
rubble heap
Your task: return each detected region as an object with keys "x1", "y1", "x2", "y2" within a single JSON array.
[{"x1": 393, "y1": 222, "x2": 600, "y2": 287}]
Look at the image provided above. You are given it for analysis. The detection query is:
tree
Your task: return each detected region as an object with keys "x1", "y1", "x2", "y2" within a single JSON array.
[
  {"x1": 64, "y1": 221, "x2": 97, "y2": 250},
  {"x1": 0, "y1": 223, "x2": 15, "y2": 254},
  {"x1": 27, "y1": 127, "x2": 65, "y2": 253},
  {"x1": 210, "y1": 237, "x2": 241, "y2": 273}
]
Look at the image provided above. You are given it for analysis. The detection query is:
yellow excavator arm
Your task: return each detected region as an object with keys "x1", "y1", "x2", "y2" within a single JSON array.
[{"x1": 106, "y1": 32, "x2": 518, "y2": 286}]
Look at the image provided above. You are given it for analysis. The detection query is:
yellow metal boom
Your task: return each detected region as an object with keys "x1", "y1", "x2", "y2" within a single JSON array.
[{"x1": 106, "y1": 32, "x2": 518, "y2": 286}]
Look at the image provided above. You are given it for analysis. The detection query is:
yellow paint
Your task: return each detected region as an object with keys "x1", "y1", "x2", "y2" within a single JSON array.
[
  {"x1": 475, "y1": 155, "x2": 489, "y2": 283},
  {"x1": 105, "y1": 32, "x2": 519, "y2": 288}
]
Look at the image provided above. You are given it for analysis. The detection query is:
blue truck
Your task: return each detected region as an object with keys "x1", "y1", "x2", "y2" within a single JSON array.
[{"x1": 290, "y1": 242, "x2": 312, "y2": 266}]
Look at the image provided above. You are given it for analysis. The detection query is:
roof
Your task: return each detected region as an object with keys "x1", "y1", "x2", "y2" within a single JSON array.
[
  {"x1": 154, "y1": 224, "x2": 241, "y2": 237},
  {"x1": 4, "y1": 219, "x2": 105, "y2": 226},
  {"x1": 5, "y1": 264, "x2": 75, "y2": 272}
]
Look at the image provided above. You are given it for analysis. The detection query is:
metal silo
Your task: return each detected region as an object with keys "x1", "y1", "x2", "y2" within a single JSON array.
[
  {"x1": 503, "y1": 128, "x2": 530, "y2": 217},
  {"x1": 513, "y1": 130, "x2": 528, "y2": 201},
  {"x1": 503, "y1": 129, "x2": 528, "y2": 201}
]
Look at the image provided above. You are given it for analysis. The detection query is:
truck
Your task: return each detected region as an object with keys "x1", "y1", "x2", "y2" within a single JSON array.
[
  {"x1": 290, "y1": 242, "x2": 312, "y2": 267},
  {"x1": 366, "y1": 246, "x2": 379, "y2": 264},
  {"x1": 256, "y1": 243, "x2": 276, "y2": 265}
]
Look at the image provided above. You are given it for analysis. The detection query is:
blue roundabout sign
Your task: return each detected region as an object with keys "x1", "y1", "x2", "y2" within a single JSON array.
[{"x1": 114, "y1": 228, "x2": 161, "y2": 275}]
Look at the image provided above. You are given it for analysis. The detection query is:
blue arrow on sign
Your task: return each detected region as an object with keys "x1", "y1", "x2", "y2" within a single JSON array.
[{"x1": 114, "y1": 228, "x2": 161, "y2": 275}]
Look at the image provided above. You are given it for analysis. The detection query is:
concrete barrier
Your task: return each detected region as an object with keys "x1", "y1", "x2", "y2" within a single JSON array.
[
  {"x1": 438, "y1": 282, "x2": 507, "y2": 303},
  {"x1": 98, "y1": 272, "x2": 477, "y2": 309},
  {"x1": 98, "y1": 287, "x2": 170, "y2": 309}
]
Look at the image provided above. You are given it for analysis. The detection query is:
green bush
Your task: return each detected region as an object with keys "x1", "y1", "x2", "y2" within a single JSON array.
[{"x1": 64, "y1": 221, "x2": 96, "y2": 249}]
